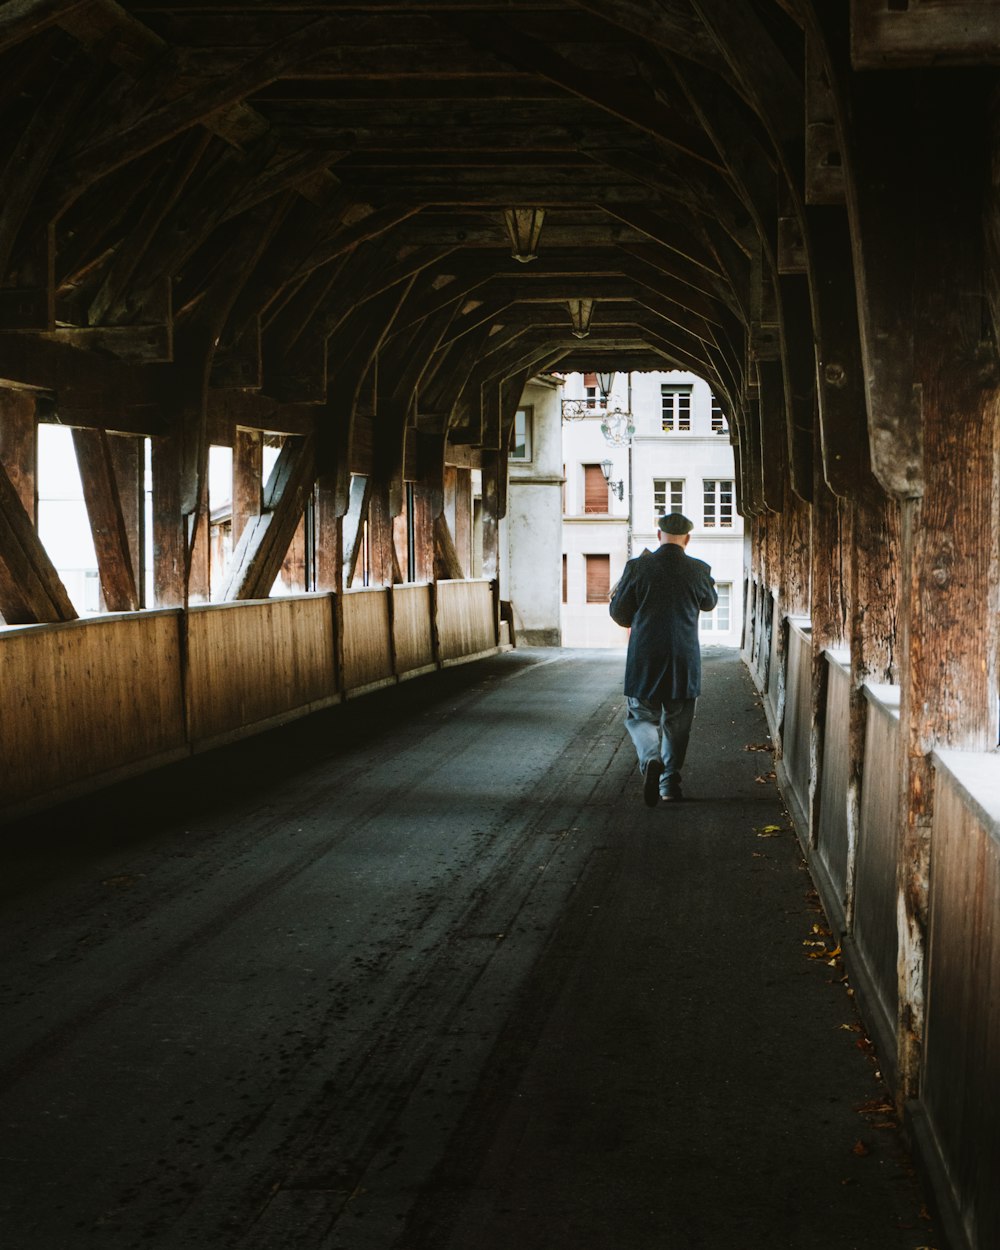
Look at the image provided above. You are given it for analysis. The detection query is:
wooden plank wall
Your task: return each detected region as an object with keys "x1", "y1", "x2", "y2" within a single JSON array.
[
  {"x1": 340, "y1": 589, "x2": 395, "y2": 694},
  {"x1": 2, "y1": 582, "x2": 500, "y2": 818},
  {"x1": 436, "y1": 579, "x2": 496, "y2": 663},
  {"x1": 816, "y1": 653, "x2": 851, "y2": 909},
  {"x1": 779, "y1": 621, "x2": 812, "y2": 817},
  {"x1": 186, "y1": 596, "x2": 338, "y2": 747},
  {"x1": 746, "y1": 599, "x2": 1000, "y2": 1250},
  {"x1": 392, "y1": 583, "x2": 436, "y2": 678},
  {"x1": 923, "y1": 756, "x2": 1000, "y2": 1250},
  {"x1": 853, "y1": 685, "x2": 902, "y2": 1052},
  {"x1": 0, "y1": 613, "x2": 186, "y2": 806}
]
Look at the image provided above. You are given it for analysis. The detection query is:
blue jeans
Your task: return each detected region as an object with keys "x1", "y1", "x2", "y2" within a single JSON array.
[{"x1": 624, "y1": 696, "x2": 697, "y2": 793}]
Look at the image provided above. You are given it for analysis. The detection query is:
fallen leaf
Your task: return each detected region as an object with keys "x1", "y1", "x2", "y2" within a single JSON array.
[
  {"x1": 852, "y1": 1140, "x2": 870, "y2": 1157},
  {"x1": 856, "y1": 1097, "x2": 894, "y2": 1114},
  {"x1": 744, "y1": 742, "x2": 773, "y2": 753}
]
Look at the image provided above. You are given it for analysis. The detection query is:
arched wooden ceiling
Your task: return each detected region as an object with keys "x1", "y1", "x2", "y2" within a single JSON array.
[{"x1": 0, "y1": 0, "x2": 995, "y2": 520}]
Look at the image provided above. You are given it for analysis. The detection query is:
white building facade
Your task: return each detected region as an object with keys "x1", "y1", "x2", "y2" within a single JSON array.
[{"x1": 560, "y1": 370, "x2": 744, "y2": 648}]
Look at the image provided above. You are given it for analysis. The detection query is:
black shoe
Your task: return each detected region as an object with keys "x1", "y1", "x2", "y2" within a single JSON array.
[
  {"x1": 643, "y1": 758, "x2": 664, "y2": 807},
  {"x1": 662, "y1": 779, "x2": 684, "y2": 802}
]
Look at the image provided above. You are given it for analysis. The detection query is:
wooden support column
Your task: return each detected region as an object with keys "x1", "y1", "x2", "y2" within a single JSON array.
[
  {"x1": 891, "y1": 76, "x2": 1000, "y2": 1103},
  {"x1": 0, "y1": 389, "x2": 37, "y2": 520},
  {"x1": 0, "y1": 457, "x2": 75, "y2": 623},
  {"x1": 108, "y1": 434, "x2": 145, "y2": 608},
  {"x1": 453, "y1": 466, "x2": 472, "y2": 577},
  {"x1": 72, "y1": 428, "x2": 140, "y2": 612},
  {"x1": 151, "y1": 432, "x2": 185, "y2": 608},
  {"x1": 368, "y1": 479, "x2": 402, "y2": 587},
  {"x1": 314, "y1": 475, "x2": 342, "y2": 592},
  {"x1": 410, "y1": 483, "x2": 436, "y2": 584},
  {"x1": 232, "y1": 427, "x2": 263, "y2": 548}
]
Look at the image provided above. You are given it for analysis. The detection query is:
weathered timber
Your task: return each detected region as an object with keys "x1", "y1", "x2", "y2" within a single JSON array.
[
  {"x1": 87, "y1": 131, "x2": 210, "y2": 327},
  {"x1": 341, "y1": 471, "x2": 371, "y2": 589},
  {"x1": 433, "y1": 511, "x2": 466, "y2": 582},
  {"x1": 0, "y1": 389, "x2": 37, "y2": 519},
  {"x1": 0, "y1": 455, "x2": 76, "y2": 623},
  {"x1": 150, "y1": 431, "x2": 185, "y2": 607},
  {"x1": 851, "y1": 0, "x2": 1000, "y2": 69},
  {"x1": 232, "y1": 427, "x2": 263, "y2": 549},
  {"x1": 445, "y1": 13, "x2": 724, "y2": 171},
  {"x1": 222, "y1": 435, "x2": 316, "y2": 600},
  {"x1": 72, "y1": 427, "x2": 140, "y2": 611},
  {"x1": 0, "y1": 48, "x2": 101, "y2": 280}
]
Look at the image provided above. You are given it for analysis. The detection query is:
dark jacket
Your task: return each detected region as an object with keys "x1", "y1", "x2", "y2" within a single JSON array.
[{"x1": 608, "y1": 543, "x2": 718, "y2": 701}]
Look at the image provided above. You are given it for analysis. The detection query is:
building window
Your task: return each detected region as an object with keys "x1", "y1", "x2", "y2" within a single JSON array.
[
  {"x1": 661, "y1": 385, "x2": 692, "y2": 431},
  {"x1": 585, "y1": 554, "x2": 610, "y2": 603},
  {"x1": 700, "y1": 583, "x2": 732, "y2": 632},
  {"x1": 83, "y1": 569, "x2": 101, "y2": 614},
  {"x1": 653, "y1": 478, "x2": 684, "y2": 526},
  {"x1": 583, "y1": 464, "x2": 609, "y2": 513},
  {"x1": 703, "y1": 479, "x2": 734, "y2": 528},
  {"x1": 584, "y1": 371, "x2": 599, "y2": 409},
  {"x1": 510, "y1": 406, "x2": 532, "y2": 461},
  {"x1": 710, "y1": 394, "x2": 727, "y2": 433}
]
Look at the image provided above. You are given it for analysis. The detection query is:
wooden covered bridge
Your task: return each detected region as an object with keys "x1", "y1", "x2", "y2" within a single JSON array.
[{"x1": 1, "y1": 2, "x2": 999, "y2": 1248}]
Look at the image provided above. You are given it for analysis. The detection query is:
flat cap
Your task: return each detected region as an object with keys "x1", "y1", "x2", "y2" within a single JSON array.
[{"x1": 657, "y1": 512, "x2": 694, "y2": 534}]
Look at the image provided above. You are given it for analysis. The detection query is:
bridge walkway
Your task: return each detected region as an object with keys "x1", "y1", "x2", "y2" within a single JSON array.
[{"x1": 0, "y1": 650, "x2": 940, "y2": 1249}]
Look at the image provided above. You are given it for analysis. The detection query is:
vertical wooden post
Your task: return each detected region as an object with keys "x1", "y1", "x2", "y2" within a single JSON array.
[
  {"x1": 454, "y1": 466, "x2": 472, "y2": 577},
  {"x1": 0, "y1": 390, "x2": 36, "y2": 521},
  {"x1": 368, "y1": 479, "x2": 401, "y2": 586},
  {"x1": 233, "y1": 427, "x2": 263, "y2": 548},
  {"x1": 411, "y1": 483, "x2": 435, "y2": 583},
  {"x1": 108, "y1": 434, "x2": 145, "y2": 607},
  {"x1": 481, "y1": 450, "x2": 501, "y2": 580},
  {"x1": 151, "y1": 432, "x2": 186, "y2": 608},
  {"x1": 73, "y1": 428, "x2": 141, "y2": 612},
  {"x1": 315, "y1": 476, "x2": 343, "y2": 592}
]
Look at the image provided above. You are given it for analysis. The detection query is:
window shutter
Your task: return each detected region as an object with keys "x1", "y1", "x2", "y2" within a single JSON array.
[
  {"x1": 584, "y1": 464, "x2": 608, "y2": 513},
  {"x1": 585, "y1": 554, "x2": 610, "y2": 602}
]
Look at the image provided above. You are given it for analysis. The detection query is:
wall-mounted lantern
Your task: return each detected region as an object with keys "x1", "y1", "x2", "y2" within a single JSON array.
[{"x1": 600, "y1": 457, "x2": 625, "y2": 502}]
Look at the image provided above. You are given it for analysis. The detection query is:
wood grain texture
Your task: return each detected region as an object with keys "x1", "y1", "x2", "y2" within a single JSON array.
[
  {"x1": 186, "y1": 594, "x2": 336, "y2": 744},
  {"x1": 436, "y1": 578, "x2": 495, "y2": 663},
  {"x1": 816, "y1": 654, "x2": 851, "y2": 905},
  {"x1": 340, "y1": 587, "x2": 394, "y2": 692},
  {"x1": 0, "y1": 611, "x2": 184, "y2": 808},
  {"x1": 923, "y1": 761, "x2": 1000, "y2": 1250},
  {"x1": 391, "y1": 583, "x2": 435, "y2": 677},
  {"x1": 853, "y1": 686, "x2": 902, "y2": 1051}
]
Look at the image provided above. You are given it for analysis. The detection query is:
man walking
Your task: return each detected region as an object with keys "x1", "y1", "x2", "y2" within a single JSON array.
[{"x1": 609, "y1": 513, "x2": 718, "y2": 806}]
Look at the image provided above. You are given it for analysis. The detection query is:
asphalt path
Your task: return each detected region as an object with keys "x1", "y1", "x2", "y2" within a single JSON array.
[{"x1": 0, "y1": 649, "x2": 941, "y2": 1249}]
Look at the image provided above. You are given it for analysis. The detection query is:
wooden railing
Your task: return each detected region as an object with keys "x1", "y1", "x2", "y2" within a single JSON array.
[
  {"x1": 1, "y1": 580, "x2": 499, "y2": 820},
  {"x1": 745, "y1": 595, "x2": 1000, "y2": 1250}
]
